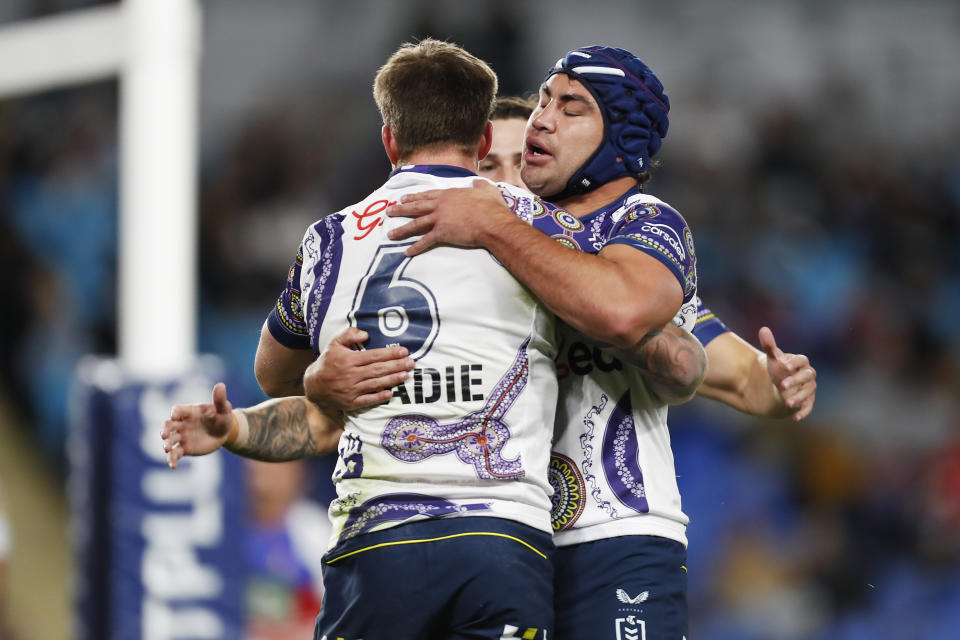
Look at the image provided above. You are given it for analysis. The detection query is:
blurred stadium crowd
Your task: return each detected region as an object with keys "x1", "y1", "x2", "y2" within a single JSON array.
[{"x1": 1, "y1": 0, "x2": 959, "y2": 638}]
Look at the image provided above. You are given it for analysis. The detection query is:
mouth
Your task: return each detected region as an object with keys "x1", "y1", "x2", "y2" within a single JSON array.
[{"x1": 524, "y1": 137, "x2": 553, "y2": 165}]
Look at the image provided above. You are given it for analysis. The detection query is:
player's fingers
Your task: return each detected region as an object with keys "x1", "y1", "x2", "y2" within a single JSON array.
[
  {"x1": 168, "y1": 446, "x2": 185, "y2": 469},
  {"x1": 351, "y1": 346, "x2": 412, "y2": 367},
  {"x1": 170, "y1": 404, "x2": 194, "y2": 421},
  {"x1": 162, "y1": 430, "x2": 182, "y2": 452},
  {"x1": 784, "y1": 377, "x2": 817, "y2": 407},
  {"x1": 399, "y1": 189, "x2": 446, "y2": 204},
  {"x1": 404, "y1": 233, "x2": 439, "y2": 257},
  {"x1": 355, "y1": 357, "x2": 415, "y2": 380},
  {"x1": 780, "y1": 363, "x2": 815, "y2": 390},
  {"x1": 331, "y1": 327, "x2": 369, "y2": 349},
  {"x1": 386, "y1": 198, "x2": 437, "y2": 219},
  {"x1": 758, "y1": 326, "x2": 776, "y2": 351},
  {"x1": 160, "y1": 419, "x2": 177, "y2": 439},
  {"x1": 793, "y1": 396, "x2": 815, "y2": 422},
  {"x1": 783, "y1": 353, "x2": 810, "y2": 373},
  {"x1": 354, "y1": 370, "x2": 411, "y2": 395},
  {"x1": 350, "y1": 388, "x2": 396, "y2": 409},
  {"x1": 388, "y1": 215, "x2": 435, "y2": 241},
  {"x1": 758, "y1": 326, "x2": 787, "y2": 364},
  {"x1": 212, "y1": 382, "x2": 230, "y2": 415}
]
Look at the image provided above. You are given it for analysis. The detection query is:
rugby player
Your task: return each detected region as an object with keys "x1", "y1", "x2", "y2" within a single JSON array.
[
  {"x1": 386, "y1": 46, "x2": 814, "y2": 639},
  {"x1": 477, "y1": 95, "x2": 816, "y2": 422},
  {"x1": 477, "y1": 95, "x2": 536, "y2": 188},
  {"x1": 164, "y1": 40, "x2": 707, "y2": 640}
]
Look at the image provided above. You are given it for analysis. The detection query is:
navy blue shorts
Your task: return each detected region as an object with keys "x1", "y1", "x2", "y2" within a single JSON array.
[
  {"x1": 553, "y1": 535, "x2": 687, "y2": 640},
  {"x1": 315, "y1": 516, "x2": 554, "y2": 640}
]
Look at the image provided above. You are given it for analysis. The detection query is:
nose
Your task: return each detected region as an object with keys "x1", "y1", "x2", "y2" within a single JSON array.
[{"x1": 529, "y1": 104, "x2": 555, "y2": 133}]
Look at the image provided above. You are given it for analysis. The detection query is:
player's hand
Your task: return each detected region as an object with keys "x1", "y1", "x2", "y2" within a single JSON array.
[
  {"x1": 161, "y1": 382, "x2": 235, "y2": 469},
  {"x1": 304, "y1": 327, "x2": 414, "y2": 411},
  {"x1": 759, "y1": 326, "x2": 817, "y2": 421},
  {"x1": 386, "y1": 179, "x2": 517, "y2": 256}
]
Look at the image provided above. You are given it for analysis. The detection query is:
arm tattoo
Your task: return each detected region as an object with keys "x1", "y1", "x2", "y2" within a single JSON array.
[
  {"x1": 230, "y1": 397, "x2": 318, "y2": 461},
  {"x1": 635, "y1": 331, "x2": 706, "y2": 401}
]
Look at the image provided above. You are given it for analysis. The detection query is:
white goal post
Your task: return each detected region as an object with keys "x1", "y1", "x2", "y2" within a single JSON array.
[{"x1": 0, "y1": 0, "x2": 200, "y2": 377}]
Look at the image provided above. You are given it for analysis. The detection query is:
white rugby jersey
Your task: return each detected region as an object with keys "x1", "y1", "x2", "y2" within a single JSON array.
[
  {"x1": 269, "y1": 165, "x2": 583, "y2": 548},
  {"x1": 543, "y1": 189, "x2": 699, "y2": 548}
]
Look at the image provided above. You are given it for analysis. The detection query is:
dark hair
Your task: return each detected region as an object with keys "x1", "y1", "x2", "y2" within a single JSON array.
[{"x1": 373, "y1": 39, "x2": 498, "y2": 161}]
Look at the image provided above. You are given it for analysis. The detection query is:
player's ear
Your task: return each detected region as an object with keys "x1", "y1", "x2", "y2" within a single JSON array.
[
  {"x1": 382, "y1": 125, "x2": 400, "y2": 167},
  {"x1": 477, "y1": 120, "x2": 493, "y2": 162}
]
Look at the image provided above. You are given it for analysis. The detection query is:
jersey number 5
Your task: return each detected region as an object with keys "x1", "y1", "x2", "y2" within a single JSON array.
[{"x1": 349, "y1": 244, "x2": 439, "y2": 360}]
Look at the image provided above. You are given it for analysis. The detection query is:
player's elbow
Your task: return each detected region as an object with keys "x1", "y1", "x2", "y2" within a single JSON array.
[
  {"x1": 254, "y1": 324, "x2": 314, "y2": 398},
  {"x1": 597, "y1": 307, "x2": 663, "y2": 351},
  {"x1": 656, "y1": 347, "x2": 707, "y2": 405},
  {"x1": 254, "y1": 355, "x2": 299, "y2": 398},
  {"x1": 256, "y1": 372, "x2": 290, "y2": 398},
  {"x1": 672, "y1": 352, "x2": 708, "y2": 404}
]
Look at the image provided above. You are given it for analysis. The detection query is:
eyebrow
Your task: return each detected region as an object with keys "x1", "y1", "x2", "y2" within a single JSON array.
[{"x1": 540, "y1": 83, "x2": 595, "y2": 110}]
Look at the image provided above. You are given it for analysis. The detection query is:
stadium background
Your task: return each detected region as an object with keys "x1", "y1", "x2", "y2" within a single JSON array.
[{"x1": 0, "y1": 0, "x2": 959, "y2": 638}]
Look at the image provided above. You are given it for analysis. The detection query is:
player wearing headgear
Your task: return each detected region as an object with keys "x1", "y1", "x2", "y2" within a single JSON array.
[
  {"x1": 164, "y1": 43, "x2": 813, "y2": 639},
  {"x1": 477, "y1": 95, "x2": 817, "y2": 423},
  {"x1": 165, "y1": 39, "x2": 706, "y2": 640},
  {"x1": 385, "y1": 45, "x2": 710, "y2": 640}
]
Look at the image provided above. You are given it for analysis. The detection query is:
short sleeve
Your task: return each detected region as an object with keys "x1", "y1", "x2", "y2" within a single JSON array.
[
  {"x1": 604, "y1": 202, "x2": 698, "y2": 303},
  {"x1": 266, "y1": 244, "x2": 313, "y2": 350},
  {"x1": 691, "y1": 296, "x2": 730, "y2": 346}
]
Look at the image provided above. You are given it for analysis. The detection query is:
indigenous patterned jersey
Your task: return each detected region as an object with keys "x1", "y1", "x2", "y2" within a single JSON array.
[
  {"x1": 546, "y1": 189, "x2": 699, "y2": 548},
  {"x1": 691, "y1": 295, "x2": 730, "y2": 347},
  {"x1": 270, "y1": 165, "x2": 575, "y2": 548}
]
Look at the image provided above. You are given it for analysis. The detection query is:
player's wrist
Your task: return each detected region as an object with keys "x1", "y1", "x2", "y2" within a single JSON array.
[
  {"x1": 223, "y1": 409, "x2": 249, "y2": 451},
  {"x1": 478, "y1": 207, "x2": 525, "y2": 251}
]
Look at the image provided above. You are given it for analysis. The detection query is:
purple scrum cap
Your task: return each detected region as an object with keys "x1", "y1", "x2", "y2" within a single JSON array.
[{"x1": 545, "y1": 45, "x2": 670, "y2": 199}]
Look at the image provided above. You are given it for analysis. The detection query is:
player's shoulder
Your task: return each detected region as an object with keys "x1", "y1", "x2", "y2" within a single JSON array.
[
  {"x1": 613, "y1": 192, "x2": 687, "y2": 228},
  {"x1": 605, "y1": 191, "x2": 698, "y2": 300},
  {"x1": 611, "y1": 192, "x2": 695, "y2": 258}
]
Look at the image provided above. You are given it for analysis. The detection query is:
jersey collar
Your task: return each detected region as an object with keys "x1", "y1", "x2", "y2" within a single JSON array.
[{"x1": 390, "y1": 164, "x2": 477, "y2": 179}]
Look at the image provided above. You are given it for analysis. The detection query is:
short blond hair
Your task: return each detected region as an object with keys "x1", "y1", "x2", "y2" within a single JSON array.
[{"x1": 373, "y1": 39, "x2": 498, "y2": 161}]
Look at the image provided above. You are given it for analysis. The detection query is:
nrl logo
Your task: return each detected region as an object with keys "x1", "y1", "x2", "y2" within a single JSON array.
[
  {"x1": 616, "y1": 588, "x2": 649, "y2": 605},
  {"x1": 614, "y1": 615, "x2": 646, "y2": 640}
]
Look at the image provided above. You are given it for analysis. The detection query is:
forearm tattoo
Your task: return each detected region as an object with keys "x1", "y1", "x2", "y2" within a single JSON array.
[
  {"x1": 637, "y1": 331, "x2": 706, "y2": 399},
  {"x1": 230, "y1": 397, "x2": 318, "y2": 461}
]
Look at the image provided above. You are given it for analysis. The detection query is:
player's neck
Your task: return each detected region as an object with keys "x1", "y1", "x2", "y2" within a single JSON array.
[
  {"x1": 552, "y1": 176, "x2": 637, "y2": 217},
  {"x1": 397, "y1": 147, "x2": 479, "y2": 174}
]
